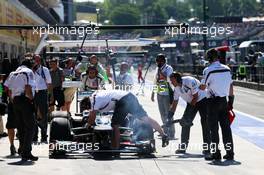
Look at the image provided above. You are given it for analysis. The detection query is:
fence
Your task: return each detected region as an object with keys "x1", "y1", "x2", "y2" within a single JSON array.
[{"x1": 172, "y1": 64, "x2": 264, "y2": 83}]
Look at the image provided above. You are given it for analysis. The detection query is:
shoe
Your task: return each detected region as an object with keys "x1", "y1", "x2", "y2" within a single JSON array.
[
  {"x1": 162, "y1": 135, "x2": 169, "y2": 147},
  {"x1": 0, "y1": 132, "x2": 8, "y2": 138},
  {"x1": 204, "y1": 152, "x2": 221, "y2": 161},
  {"x1": 175, "y1": 149, "x2": 186, "y2": 154},
  {"x1": 22, "y1": 154, "x2": 39, "y2": 161},
  {"x1": 10, "y1": 145, "x2": 17, "y2": 156},
  {"x1": 223, "y1": 154, "x2": 234, "y2": 160}
]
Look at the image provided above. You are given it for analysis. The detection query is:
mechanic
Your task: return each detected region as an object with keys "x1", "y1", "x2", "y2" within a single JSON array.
[
  {"x1": 201, "y1": 48, "x2": 235, "y2": 161},
  {"x1": 5, "y1": 58, "x2": 38, "y2": 161},
  {"x1": 80, "y1": 90, "x2": 169, "y2": 150},
  {"x1": 81, "y1": 65, "x2": 105, "y2": 90},
  {"x1": 169, "y1": 72, "x2": 210, "y2": 155},
  {"x1": 115, "y1": 62, "x2": 133, "y2": 91},
  {"x1": 32, "y1": 54, "x2": 52, "y2": 143},
  {"x1": 151, "y1": 53, "x2": 175, "y2": 139}
]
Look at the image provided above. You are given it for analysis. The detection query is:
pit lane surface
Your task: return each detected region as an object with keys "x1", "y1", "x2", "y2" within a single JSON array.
[{"x1": 1, "y1": 76, "x2": 264, "y2": 175}]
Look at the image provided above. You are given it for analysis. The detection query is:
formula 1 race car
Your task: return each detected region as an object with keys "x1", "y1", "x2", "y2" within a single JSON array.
[{"x1": 49, "y1": 91, "x2": 156, "y2": 159}]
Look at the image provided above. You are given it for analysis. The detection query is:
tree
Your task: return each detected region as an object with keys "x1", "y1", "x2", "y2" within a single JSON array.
[{"x1": 109, "y1": 4, "x2": 140, "y2": 25}]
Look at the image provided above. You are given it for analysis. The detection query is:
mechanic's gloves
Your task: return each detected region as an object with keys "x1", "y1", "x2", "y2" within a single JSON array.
[
  {"x1": 162, "y1": 134, "x2": 169, "y2": 147},
  {"x1": 228, "y1": 95, "x2": 235, "y2": 110}
]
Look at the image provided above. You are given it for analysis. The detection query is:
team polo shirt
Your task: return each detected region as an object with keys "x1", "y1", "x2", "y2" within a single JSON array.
[
  {"x1": 34, "y1": 65, "x2": 51, "y2": 90},
  {"x1": 4, "y1": 66, "x2": 35, "y2": 98},
  {"x1": 201, "y1": 61, "x2": 232, "y2": 98},
  {"x1": 81, "y1": 73, "x2": 105, "y2": 90},
  {"x1": 90, "y1": 90, "x2": 129, "y2": 113},
  {"x1": 173, "y1": 76, "x2": 206, "y2": 103},
  {"x1": 116, "y1": 72, "x2": 133, "y2": 86}
]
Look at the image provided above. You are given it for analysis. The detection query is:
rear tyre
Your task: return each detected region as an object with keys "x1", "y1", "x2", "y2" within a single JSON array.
[{"x1": 49, "y1": 117, "x2": 72, "y2": 158}]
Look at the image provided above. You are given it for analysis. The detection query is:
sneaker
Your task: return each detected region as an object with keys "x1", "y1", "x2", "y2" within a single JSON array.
[
  {"x1": 10, "y1": 145, "x2": 17, "y2": 156},
  {"x1": 204, "y1": 152, "x2": 221, "y2": 161},
  {"x1": 223, "y1": 154, "x2": 234, "y2": 160},
  {"x1": 22, "y1": 154, "x2": 39, "y2": 161},
  {"x1": 162, "y1": 135, "x2": 169, "y2": 147},
  {"x1": 175, "y1": 149, "x2": 186, "y2": 154}
]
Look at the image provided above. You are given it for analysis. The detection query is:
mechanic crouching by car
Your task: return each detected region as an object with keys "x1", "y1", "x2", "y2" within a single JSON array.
[
  {"x1": 81, "y1": 65, "x2": 105, "y2": 91},
  {"x1": 4, "y1": 58, "x2": 38, "y2": 161},
  {"x1": 80, "y1": 90, "x2": 169, "y2": 155},
  {"x1": 169, "y1": 72, "x2": 211, "y2": 155}
]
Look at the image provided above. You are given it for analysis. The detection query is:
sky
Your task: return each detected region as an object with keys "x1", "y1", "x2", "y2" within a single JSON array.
[{"x1": 74, "y1": 0, "x2": 104, "y2": 2}]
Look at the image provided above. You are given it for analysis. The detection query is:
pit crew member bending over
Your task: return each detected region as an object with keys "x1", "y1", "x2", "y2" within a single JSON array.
[
  {"x1": 169, "y1": 72, "x2": 210, "y2": 155},
  {"x1": 80, "y1": 90, "x2": 169, "y2": 150}
]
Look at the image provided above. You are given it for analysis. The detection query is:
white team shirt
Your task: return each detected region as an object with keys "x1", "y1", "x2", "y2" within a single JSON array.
[
  {"x1": 81, "y1": 73, "x2": 105, "y2": 90},
  {"x1": 201, "y1": 61, "x2": 232, "y2": 98},
  {"x1": 116, "y1": 72, "x2": 133, "y2": 86},
  {"x1": 173, "y1": 76, "x2": 206, "y2": 103},
  {"x1": 154, "y1": 64, "x2": 173, "y2": 95},
  {"x1": 90, "y1": 90, "x2": 129, "y2": 113},
  {"x1": 4, "y1": 66, "x2": 35, "y2": 98},
  {"x1": 34, "y1": 65, "x2": 52, "y2": 90}
]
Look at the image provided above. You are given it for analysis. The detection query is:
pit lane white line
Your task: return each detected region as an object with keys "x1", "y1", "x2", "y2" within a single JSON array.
[
  {"x1": 234, "y1": 110, "x2": 264, "y2": 123},
  {"x1": 235, "y1": 88, "x2": 261, "y2": 96}
]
